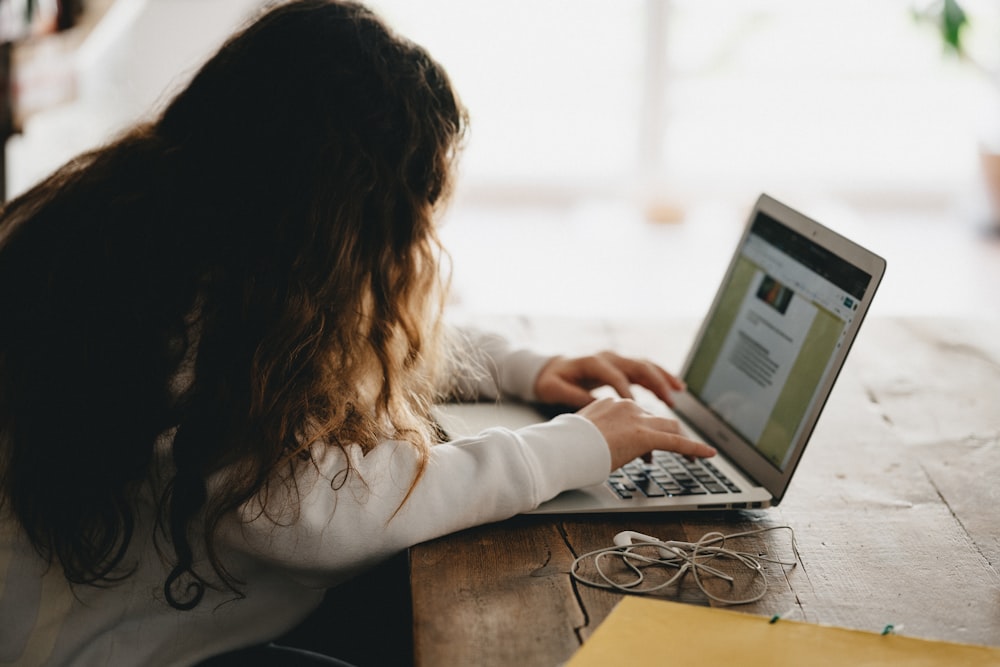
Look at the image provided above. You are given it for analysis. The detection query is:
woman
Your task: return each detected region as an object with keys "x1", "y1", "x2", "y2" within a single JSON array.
[{"x1": 0, "y1": 1, "x2": 713, "y2": 664}]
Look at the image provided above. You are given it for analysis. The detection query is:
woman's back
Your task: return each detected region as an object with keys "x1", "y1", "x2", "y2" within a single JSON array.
[
  {"x1": 0, "y1": 455, "x2": 328, "y2": 665},
  {"x1": 0, "y1": 1, "x2": 469, "y2": 661}
]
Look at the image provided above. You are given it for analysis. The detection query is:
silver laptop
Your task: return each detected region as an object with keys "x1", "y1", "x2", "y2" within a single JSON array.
[{"x1": 435, "y1": 194, "x2": 886, "y2": 513}]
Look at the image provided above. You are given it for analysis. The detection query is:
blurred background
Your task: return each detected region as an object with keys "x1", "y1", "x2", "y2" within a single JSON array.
[{"x1": 3, "y1": 0, "x2": 1000, "y2": 322}]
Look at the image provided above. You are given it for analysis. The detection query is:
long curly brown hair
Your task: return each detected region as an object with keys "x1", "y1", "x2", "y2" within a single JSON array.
[{"x1": 0, "y1": 0, "x2": 467, "y2": 610}]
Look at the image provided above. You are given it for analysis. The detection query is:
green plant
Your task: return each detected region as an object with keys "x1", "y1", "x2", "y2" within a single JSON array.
[
  {"x1": 914, "y1": 0, "x2": 970, "y2": 56},
  {"x1": 912, "y1": 0, "x2": 1000, "y2": 91}
]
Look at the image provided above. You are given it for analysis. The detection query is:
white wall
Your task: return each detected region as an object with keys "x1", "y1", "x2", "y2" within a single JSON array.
[{"x1": 6, "y1": 0, "x2": 263, "y2": 198}]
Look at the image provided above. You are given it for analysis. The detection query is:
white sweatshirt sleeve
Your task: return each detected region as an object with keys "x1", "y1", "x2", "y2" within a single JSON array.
[
  {"x1": 443, "y1": 327, "x2": 554, "y2": 402},
  {"x1": 220, "y1": 414, "x2": 610, "y2": 588},
  {"x1": 217, "y1": 330, "x2": 611, "y2": 589}
]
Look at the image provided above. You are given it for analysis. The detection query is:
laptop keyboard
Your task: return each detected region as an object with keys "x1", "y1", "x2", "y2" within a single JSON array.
[{"x1": 607, "y1": 451, "x2": 742, "y2": 499}]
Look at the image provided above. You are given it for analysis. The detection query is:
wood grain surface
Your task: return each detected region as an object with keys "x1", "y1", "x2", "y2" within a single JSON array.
[{"x1": 410, "y1": 316, "x2": 1000, "y2": 666}]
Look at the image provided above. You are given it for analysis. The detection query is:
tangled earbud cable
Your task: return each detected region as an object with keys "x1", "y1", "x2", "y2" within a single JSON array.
[{"x1": 570, "y1": 525, "x2": 800, "y2": 605}]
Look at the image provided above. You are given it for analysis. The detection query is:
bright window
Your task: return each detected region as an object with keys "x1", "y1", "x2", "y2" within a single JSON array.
[{"x1": 371, "y1": 0, "x2": 1000, "y2": 206}]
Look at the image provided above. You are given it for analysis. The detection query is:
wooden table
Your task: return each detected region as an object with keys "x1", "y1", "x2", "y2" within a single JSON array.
[{"x1": 409, "y1": 315, "x2": 1000, "y2": 666}]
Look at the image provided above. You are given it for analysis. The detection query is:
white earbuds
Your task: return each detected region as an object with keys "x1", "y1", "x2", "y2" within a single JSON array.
[
  {"x1": 613, "y1": 530, "x2": 679, "y2": 559},
  {"x1": 612, "y1": 530, "x2": 660, "y2": 548},
  {"x1": 573, "y1": 525, "x2": 800, "y2": 604}
]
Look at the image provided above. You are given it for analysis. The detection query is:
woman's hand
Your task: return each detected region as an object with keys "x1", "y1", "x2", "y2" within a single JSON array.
[
  {"x1": 534, "y1": 351, "x2": 712, "y2": 470},
  {"x1": 578, "y1": 397, "x2": 716, "y2": 471},
  {"x1": 533, "y1": 351, "x2": 685, "y2": 409}
]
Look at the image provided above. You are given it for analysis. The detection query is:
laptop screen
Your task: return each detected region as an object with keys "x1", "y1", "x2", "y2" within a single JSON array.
[{"x1": 682, "y1": 210, "x2": 874, "y2": 472}]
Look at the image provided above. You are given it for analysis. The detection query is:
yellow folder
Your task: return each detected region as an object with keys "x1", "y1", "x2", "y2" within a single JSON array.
[{"x1": 566, "y1": 597, "x2": 1000, "y2": 666}]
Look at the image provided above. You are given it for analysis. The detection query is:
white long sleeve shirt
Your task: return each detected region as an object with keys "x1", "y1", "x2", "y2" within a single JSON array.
[{"x1": 0, "y1": 331, "x2": 611, "y2": 666}]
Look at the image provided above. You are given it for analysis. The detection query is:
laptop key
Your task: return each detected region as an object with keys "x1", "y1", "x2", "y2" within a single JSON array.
[
  {"x1": 638, "y1": 483, "x2": 666, "y2": 498},
  {"x1": 609, "y1": 482, "x2": 633, "y2": 499}
]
